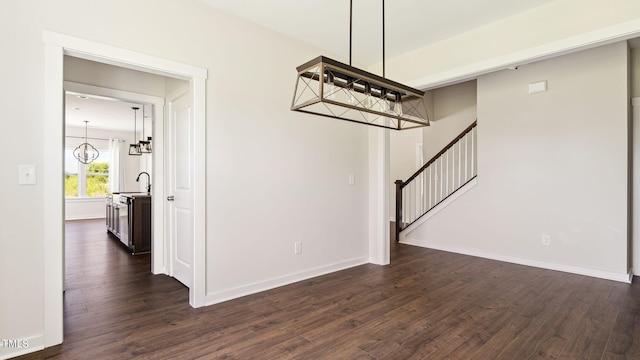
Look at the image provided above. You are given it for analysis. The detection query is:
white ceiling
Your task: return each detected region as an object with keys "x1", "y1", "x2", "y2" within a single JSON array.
[
  {"x1": 198, "y1": 0, "x2": 555, "y2": 65},
  {"x1": 66, "y1": 92, "x2": 152, "y2": 134},
  {"x1": 66, "y1": 0, "x2": 558, "y2": 132}
]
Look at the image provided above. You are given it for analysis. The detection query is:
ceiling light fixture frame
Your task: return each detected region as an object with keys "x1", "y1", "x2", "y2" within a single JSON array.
[{"x1": 291, "y1": 0, "x2": 429, "y2": 130}]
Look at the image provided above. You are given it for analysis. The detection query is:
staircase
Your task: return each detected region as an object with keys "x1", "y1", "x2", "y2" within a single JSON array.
[{"x1": 394, "y1": 121, "x2": 477, "y2": 241}]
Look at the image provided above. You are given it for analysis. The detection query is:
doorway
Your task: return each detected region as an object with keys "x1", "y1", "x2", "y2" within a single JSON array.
[
  {"x1": 64, "y1": 79, "x2": 165, "y2": 271},
  {"x1": 43, "y1": 30, "x2": 207, "y2": 348}
]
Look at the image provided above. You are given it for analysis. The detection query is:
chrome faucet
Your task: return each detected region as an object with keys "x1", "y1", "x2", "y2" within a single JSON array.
[{"x1": 136, "y1": 172, "x2": 151, "y2": 194}]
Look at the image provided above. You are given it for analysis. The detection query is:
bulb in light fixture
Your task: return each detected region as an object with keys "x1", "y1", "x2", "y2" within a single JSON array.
[
  {"x1": 364, "y1": 83, "x2": 374, "y2": 110},
  {"x1": 380, "y1": 89, "x2": 390, "y2": 113},
  {"x1": 324, "y1": 72, "x2": 337, "y2": 100},
  {"x1": 393, "y1": 93, "x2": 403, "y2": 116},
  {"x1": 347, "y1": 93, "x2": 357, "y2": 106}
]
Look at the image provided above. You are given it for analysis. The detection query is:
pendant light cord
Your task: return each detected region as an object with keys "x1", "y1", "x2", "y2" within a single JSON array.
[
  {"x1": 349, "y1": 0, "x2": 352, "y2": 66},
  {"x1": 382, "y1": 0, "x2": 385, "y2": 78},
  {"x1": 349, "y1": 0, "x2": 386, "y2": 77}
]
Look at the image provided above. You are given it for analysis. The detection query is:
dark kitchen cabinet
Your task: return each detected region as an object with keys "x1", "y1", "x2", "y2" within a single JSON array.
[
  {"x1": 106, "y1": 193, "x2": 151, "y2": 254},
  {"x1": 128, "y1": 195, "x2": 151, "y2": 254}
]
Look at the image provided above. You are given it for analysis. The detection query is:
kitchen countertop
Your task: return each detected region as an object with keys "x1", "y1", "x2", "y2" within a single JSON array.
[{"x1": 118, "y1": 193, "x2": 152, "y2": 198}]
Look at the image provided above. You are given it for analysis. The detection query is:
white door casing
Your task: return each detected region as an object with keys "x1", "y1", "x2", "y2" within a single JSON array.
[
  {"x1": 43, "y1": 31, "x2": 207, "y2": 350},
  {"x1": 167, "y1": 91, "x2": 194, "y2": 287},
  {"x1": 633, "y1": 97, "x2": 640, "y2": 275}
]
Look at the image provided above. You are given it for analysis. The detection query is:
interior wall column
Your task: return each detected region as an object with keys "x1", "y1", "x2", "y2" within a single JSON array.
[{"x1": 368, "y1": 126, "x2": 390, "y2": 265}]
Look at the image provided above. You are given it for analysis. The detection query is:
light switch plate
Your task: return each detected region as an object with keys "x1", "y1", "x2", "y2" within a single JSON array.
[{"x1": 19, "y1": 164, "x2": 36, "y2": 185}]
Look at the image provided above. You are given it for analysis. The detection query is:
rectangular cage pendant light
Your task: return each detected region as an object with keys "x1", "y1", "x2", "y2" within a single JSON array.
[{"x1": 291, "y1": 56, "x2": 429, "y2": 130}]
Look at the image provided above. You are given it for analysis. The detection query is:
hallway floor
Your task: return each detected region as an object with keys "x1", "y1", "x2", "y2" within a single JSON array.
[{"x1": 14, "y1": 219, "x2": 640, "y2": 359}]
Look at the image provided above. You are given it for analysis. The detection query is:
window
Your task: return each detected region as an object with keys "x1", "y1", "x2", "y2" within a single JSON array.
[{"x1": 65, "y1": 149, "x2": 111, "y2": 198}]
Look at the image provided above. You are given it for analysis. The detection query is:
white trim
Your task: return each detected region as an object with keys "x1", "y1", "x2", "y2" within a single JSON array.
[
  {"x1": 43, "y1": 30, "x2": 208, "y2": 352},
  {"x1": 190, "y1": 77, "x2": 207, "y2": 308},
  {"x1": 64, "y1": 197, "x2": 108, "y2": 203},
  {"x1": 632, "y1": 97, "x2": 640, "y2": 276},
  {"x1": 65, "y1": 215, "x2": 104, "y2": 221},
  {"x1": 43, "y1": 31, "x2": 206, "y2": 80},
  {"x1": 411, "y1": 19, "x2": 640, "y2": 89},
  {"x1": 399, "y1": 177, "x2": 478, "y2": 240},
  {"x1": 400, "y1": 239, "x2": 632, "y2": 283},
  {"x1": 43, "y1": 41, "x2": 64, "y2": 348},
  {"x1": 204, "y1": 257, "x2": 369, "y2": 305}
]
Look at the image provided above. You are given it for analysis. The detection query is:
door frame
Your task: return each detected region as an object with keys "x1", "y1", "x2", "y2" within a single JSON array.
[
  {"x1": 43, "y1": 30, "x2": 208, "y2": 348},
  {"x1": 633, "y1": 97, "x2": 640, "y2": 275}
]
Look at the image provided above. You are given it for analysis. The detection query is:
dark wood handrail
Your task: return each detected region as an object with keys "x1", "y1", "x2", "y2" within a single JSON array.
[{"x1": 401, "y1": 120, "x2": 477, "y2": 187}]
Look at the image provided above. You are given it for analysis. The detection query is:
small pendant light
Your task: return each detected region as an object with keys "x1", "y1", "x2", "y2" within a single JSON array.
[
  {"x1": 73, "y1": 120, "x2": 100, "y2": 164},
  {"x1": 137, "y1": 105, "x2": 152, "y2": 154},
  {"x1": 129, "y1": 106, "x2": 142, "y2": 156}
]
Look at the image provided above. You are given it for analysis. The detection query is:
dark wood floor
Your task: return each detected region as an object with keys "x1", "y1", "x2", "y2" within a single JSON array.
[{"x1": 15, "y1": 219, "x2": 640, "y2": 359}]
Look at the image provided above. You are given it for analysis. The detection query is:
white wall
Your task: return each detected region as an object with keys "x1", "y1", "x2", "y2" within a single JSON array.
[
  {"x1": 389, "y1": 128, "x2": 423, "y2": 220},
  {"x1": 633, "y1": 47, "x2": 640, "y2": 97},
  {"x1": 371, "y1": 0, "x2": 640, "y2": 87},
  {"x1": 0, "y1": 1, "x2": 369, "y2": 356},
  {"x1": 403, "y1": 42, "x2": 630, "y2": 279},
  {"x1": 423, "y1": 81, "x2": 477, "y2": 160}
]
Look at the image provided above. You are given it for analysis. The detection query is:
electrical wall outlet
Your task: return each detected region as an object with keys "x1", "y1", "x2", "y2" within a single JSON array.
[
  {"x1": 542, "y1": 235, "x2": 551, "y2": 246},
  {"x1": 294, "y1": 241, "x2": 302, "y2": 254}
]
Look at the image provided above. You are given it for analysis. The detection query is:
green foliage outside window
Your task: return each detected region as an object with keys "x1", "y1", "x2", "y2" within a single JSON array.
[
  {"x1": 87, "y1": 162, "x2": 109, "y2": 197},
  {"x1": 64, "y1": 161, "x2": 109, "y2": 198},
  {"x1": 65, "y1": 174, "x2": 78, "y2": 197}
]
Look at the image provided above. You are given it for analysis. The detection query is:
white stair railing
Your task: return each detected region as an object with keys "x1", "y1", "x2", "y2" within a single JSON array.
[{"x1": 395, "y1": 121, "x2": 477, "y2": 241}]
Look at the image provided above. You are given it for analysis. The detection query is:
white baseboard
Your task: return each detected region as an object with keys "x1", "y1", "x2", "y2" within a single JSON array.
[
  {"x1": 401, "y1": 239, "x2": 632, "y2": 283},
  {"x1": 0, "y1": 335, "x2": 44, "y2": 360},
  {"x1": 65, "y1": 215, "x2": 105, "y2": 221},
  {"x1": 204, "y1": 257, "x2": 369, "y2": 306}
]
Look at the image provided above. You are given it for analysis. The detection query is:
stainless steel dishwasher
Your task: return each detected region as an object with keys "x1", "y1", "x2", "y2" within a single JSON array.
[{"x1": 119, "y1": 195, "x2": 130, "y2": 247}]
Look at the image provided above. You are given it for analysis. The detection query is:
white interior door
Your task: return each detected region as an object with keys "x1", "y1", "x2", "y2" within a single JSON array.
[{"x1": 168, "y1": 92, "x2": 194, "y2": 287}]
